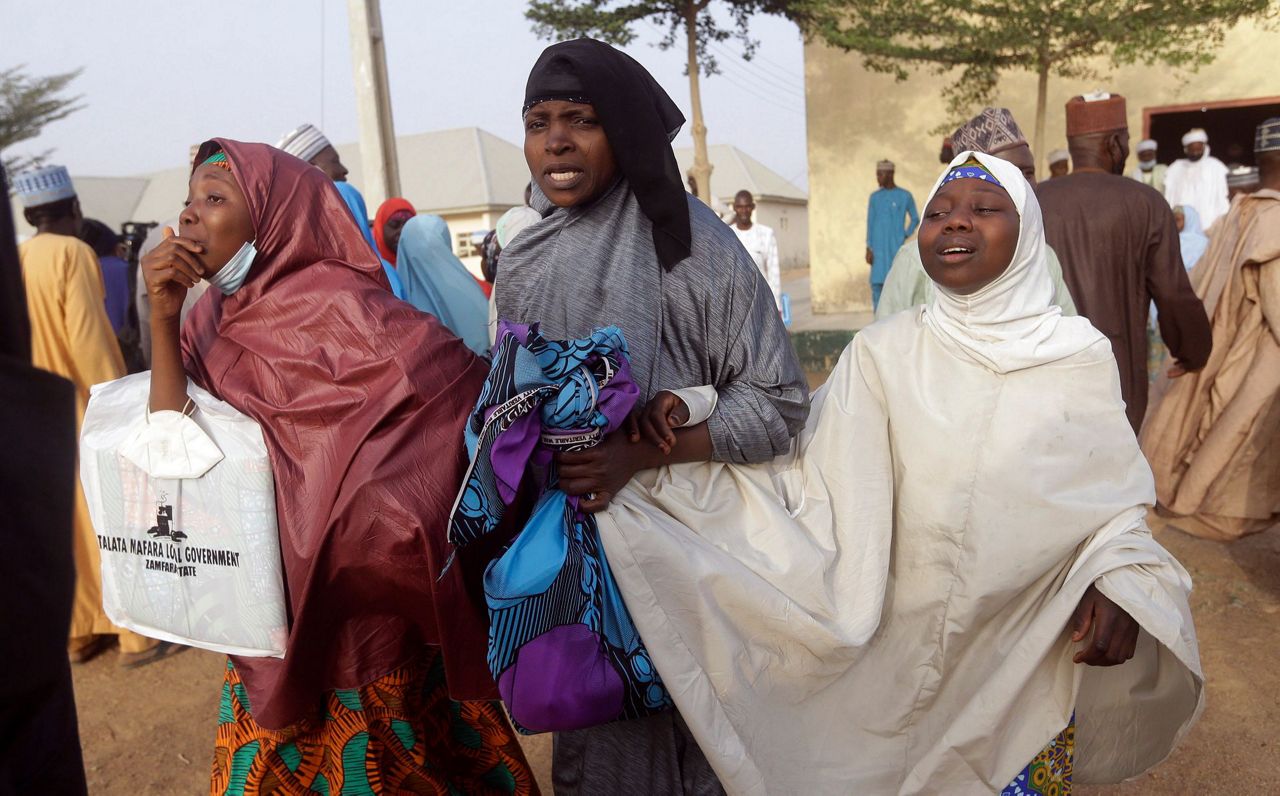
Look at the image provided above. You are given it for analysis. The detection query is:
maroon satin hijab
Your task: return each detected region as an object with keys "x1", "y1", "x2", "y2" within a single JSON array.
[{"x1": 181, "y1": 139, "x2": 494, "y2": 729}]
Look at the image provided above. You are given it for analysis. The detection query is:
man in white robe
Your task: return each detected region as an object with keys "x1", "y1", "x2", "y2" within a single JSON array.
[
  {"x1": 1165, "y1": 128, "x2": 1230, "y2": 228},
  {"x1": 1129, "y1": 138, "x2": 1168, "y2": 194},
  {"x1": 727, "y1": 190, "x2": 781, "y2": 309}
]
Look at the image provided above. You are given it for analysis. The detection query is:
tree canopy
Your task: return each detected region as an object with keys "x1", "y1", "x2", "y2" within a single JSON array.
[
  {"x1": 805, "y1": 0, "x2": 1275, "y2": 163},
  {"x1": 1, "y1": 65, "x2": 84, "y2": 175},
  {"x1": 527, "y1": 1, "x2": 811, "y2": 76}
]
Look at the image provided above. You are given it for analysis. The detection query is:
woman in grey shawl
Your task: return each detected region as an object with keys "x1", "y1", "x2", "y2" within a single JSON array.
[{"x1": 495, "y1": 38, "x2": 809, "y2": 795}]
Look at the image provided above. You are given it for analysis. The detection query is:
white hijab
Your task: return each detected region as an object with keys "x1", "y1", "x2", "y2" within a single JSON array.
[{"x1": 922, "y1": 150, "x2": 1105, "y2": 373}]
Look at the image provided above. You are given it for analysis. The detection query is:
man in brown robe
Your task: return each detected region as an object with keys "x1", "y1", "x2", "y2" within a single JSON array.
[
  {"x1": 1038, "y1": 93, "x2": 1211, "y2": 432},
  {"x1": 1140, "y1": 118, "x2": 1280, "y2": 540}
]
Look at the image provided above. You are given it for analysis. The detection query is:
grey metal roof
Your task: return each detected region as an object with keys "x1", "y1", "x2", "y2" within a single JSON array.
[
  {"x1": 674, "y1": 144, "x2": 807, "y2": 205},
  {"x1": 12, "y1": 127, "x2": 533, "y2": 236}
]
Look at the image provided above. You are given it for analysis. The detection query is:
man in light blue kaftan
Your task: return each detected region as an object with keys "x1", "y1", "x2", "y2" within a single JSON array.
[{"x1": 865, "y1": 159, "x2": 919, "y2": 309}]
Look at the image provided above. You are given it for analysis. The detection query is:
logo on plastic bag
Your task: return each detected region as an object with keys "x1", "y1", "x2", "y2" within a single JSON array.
[{"x1": 146, "y1": 492, "x2": 188, "y2": 543}]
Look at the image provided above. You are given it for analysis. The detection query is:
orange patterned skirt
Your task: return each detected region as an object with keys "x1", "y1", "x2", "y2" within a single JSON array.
[{"x1": 211, "y1": 649, "x2": 537, "y2": 795}]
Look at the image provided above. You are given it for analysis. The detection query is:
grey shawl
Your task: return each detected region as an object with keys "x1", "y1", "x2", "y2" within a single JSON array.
[{"x1": 496, "y1": 180, "x2": 808, "y2": 463}]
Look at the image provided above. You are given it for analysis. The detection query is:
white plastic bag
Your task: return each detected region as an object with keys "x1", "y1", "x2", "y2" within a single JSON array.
[{"x1": 80, "y1": 372, "x2": 287, "y2": 657}]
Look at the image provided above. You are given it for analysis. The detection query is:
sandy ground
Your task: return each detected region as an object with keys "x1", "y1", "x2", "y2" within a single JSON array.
[{"x1": 70, "y1": 521, "x2": 1277, "y2": 793}]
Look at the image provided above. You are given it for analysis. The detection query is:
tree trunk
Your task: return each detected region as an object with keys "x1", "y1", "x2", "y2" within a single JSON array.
[
  {"x1": 684, "y1": 0, "x2": 713, "y2": 206},
  {"x1": 1033, "y1": 55, "x2": 1050, "y2": 181}
]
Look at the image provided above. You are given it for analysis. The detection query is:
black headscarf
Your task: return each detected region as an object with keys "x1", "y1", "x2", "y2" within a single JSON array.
[
  {"x1": 524, "y1": 38, "x2": 691, "y2": 270},
  {"x1": 0, "y1": 165, "x2": 31, "y2": 362}
]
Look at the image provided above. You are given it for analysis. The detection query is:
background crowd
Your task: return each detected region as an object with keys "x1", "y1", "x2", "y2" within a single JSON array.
[{"x1": 2, "y1": 30, "x2": 1277, "y2": 796}]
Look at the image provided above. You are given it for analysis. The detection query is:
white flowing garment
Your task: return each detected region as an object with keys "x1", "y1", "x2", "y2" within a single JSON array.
[
  {"x1": 1165, "y1": 151, "x2": 1230, "y2": 229},
  {"x1": 597, "y1": 153, "x2": 1203, "y2": 795}
]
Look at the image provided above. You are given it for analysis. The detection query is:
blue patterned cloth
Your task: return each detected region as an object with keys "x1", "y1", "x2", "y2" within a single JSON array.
[
  {"x1": 1001, "y1": 714, "x2": 1074, "y2": 796},
  {"x1": 449, "y1": 322, "x2": 671, "y2": 734},
  {"x1": 941, "y1": 159, "x2": 1005, "y2": 188}
]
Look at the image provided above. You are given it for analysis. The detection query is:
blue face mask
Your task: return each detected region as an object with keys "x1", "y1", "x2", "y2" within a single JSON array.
[{"x1": 208, "y1": 240, "x2": 256, "y2": 295}]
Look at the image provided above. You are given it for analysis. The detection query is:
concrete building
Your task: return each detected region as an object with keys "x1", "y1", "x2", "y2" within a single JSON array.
[
  {"x1": 804, "y1": 19, "x2": 1280, "y2": 313},
  {"x1": 10, "y1": 130, "x2": 810, "y2": 278},
  {"x1": 11, "y1": 127, "x2": 531, "y2": 276},
  {"x1": 674, "y1": 144, "x2": 810, "y2": 270}
]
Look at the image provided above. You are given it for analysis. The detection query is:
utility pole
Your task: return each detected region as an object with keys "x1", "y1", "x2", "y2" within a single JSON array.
[{"x1": 347, "y1": 0, "x2": 400, "y2": 206}]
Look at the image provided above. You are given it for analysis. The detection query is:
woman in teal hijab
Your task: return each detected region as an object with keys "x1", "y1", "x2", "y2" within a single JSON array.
[
  {"x1": 333, "y1": 181, "x2": 406, "y2": 300},
  {"x1": 396, "y1": 214, "x2": 490, "y2": 354}
]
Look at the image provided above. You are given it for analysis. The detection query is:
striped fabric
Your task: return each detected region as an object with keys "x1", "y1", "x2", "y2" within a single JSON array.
[{"x1": 275, "y1": 123, "x2": 331, "y2": 163}]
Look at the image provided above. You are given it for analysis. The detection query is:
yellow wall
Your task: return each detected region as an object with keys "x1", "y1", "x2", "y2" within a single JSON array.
[
  {"x1": 804, "y1": 19, "x2": 1280, "y2": 313},
  {"x1": 755, "y1": 201, "x2": 810, "y2": 270}
]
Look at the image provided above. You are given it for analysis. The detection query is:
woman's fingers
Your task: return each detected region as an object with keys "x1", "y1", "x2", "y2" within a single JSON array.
[
  {"x1": 164, "y1": 247, "x2": 206, "y2": 284},
  {"x1": 579, "y1": 491, "x2": 613, "y2": 513},
  {"x1": 164, "y1": 267, "x2": 196, "y2": 290},
  {"x1": 1069, "y1": 592, "x2": 1095, "y2": 642},
  {"x1": 638, "y1": 412, "x2": 670, "y2": 454}
]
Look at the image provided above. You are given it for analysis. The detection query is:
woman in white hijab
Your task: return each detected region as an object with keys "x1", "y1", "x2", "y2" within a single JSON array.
[{"x1": 596, "y1": 152, "x2": 1203, "y2": 795}]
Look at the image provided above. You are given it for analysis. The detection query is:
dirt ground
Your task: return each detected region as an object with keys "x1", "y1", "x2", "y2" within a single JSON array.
[{"x1": 72, "y1": 521, "x2": 1277, "y2": 794}]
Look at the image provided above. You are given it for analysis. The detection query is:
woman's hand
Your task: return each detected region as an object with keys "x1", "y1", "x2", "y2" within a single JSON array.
[
  {"x1": 1070, "y1": 584, "x2": 1140, "y2": 666},
  {"x1": 637, "y1": 391, "x2": 690, "y2": 455},
  {"x1": 556, "y1": 430, "x2": 652, "y2": 513},
  {"x1": 141, "y1": 227, "x2": 207, "y2": 323}
]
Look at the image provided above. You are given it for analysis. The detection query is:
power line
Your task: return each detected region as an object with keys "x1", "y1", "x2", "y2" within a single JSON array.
[
  {"x1": 320, "y1": 0, "x2": 326, "y2": 131},
  {"x1": 714, "y1": 67, "x2": 805, "y2": 115},
  {"x1": 706, "y1": 39, "x2": 805, "y2": 96},
  {"x1": 636, "y1": 19, "x2": 804, "y2": 116}
]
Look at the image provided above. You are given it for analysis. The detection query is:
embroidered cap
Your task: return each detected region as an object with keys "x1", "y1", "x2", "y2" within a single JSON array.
[
  {"x1": 12, "y1": 164, "x2": 76, "y2": 208},
  {"x1": 1255, "y1": 117, "x2": 1280, "y2": 154},
  {"x1": 276, "y1": 123, "x2": 332, "y2": 163}
]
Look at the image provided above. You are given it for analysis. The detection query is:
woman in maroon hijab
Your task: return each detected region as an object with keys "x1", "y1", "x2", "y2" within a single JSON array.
[{"x1": 141, "y1": 139, "x2": 534, "y2": 794}]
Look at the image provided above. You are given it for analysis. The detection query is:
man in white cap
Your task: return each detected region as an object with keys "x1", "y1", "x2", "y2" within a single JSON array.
[
  {"x1": 1165, "y1": 128, "x2": 1230, "y2": 228},
  {"x1": 1129, "y1": 138, "x2": 1167, "y2": 194},
  {"x1": 1045, "y1": 148, "x2": 1070, "y2": 180},
  {"x1": 864, "y1": 159, "x2": 918, "y2": 309},
  {"x1": 276, "y1": 122, "x2": 349, "y2": 181},
  {"x1": 1226, "y1": 164, "x2": 1261, "y2": 199},
  {"x1": 277, "y1": 123, "x2": 407, "y2": 299},
  {"x1": 15, "y1": 165, "x2": 182, "y2": 668}
]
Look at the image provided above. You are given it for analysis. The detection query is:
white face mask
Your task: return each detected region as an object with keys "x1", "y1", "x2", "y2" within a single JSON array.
[
  {"x1": 207, "y1": 240, "x2": 256, "y2": 295},
  {"x1": 1139, "y1": 159, "x2": 1156, "y2": 172}
]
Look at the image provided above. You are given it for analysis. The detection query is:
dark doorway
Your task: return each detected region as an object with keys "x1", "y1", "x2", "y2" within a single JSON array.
[{"x1": 1143, "y1": 96, "x2": 1280, "y2": 167}]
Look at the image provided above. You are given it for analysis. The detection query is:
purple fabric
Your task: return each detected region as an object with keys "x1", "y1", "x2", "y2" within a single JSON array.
[
  {"x1": 594, "y1": 356, "x2": 638, "y2": 432},
  {"x1": 491, "y1": 411, "x2": 541, "y2": 504},
  {"x1": 498, "y1": 623, "x2": 624, "y2": 732}
]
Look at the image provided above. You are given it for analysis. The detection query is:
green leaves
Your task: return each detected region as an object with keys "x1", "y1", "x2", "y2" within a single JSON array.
[
  {"x1": 804, "y1": 0, "x2": 1272, "y2": 129},
  {"x1": 0, "y1": 65, "x2": 84, "y2": 175},
  {"x1": 525, "y1": 0, "x2": 806, "y2": 77}
]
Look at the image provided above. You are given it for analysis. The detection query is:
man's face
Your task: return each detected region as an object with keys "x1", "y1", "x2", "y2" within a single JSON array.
[
  {"x1": 1049, "y1": 160, "x2": 1069, "y2": 178},
  {"x1": 1138, "y1": 149, "x2": 1157, "y2": 164},
  {"x1": 311, "y1": 146, "x2": 349, "y2": 182},
  {"x1": 523, "y1": 100, "x2": 619, "y2": 209},
  {"x1": 732, "y1": 196, "x2": 754, "y2": 225},
  {"x1": 1002, "y1": 143, "x2": 1037, "y2": 185},
  {"x1": 876, "y1": 169, "x2": 893, "y2": 188},
  {"x1": 1184, "y1": 142, "x2": 1206, "y2": 161}
]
